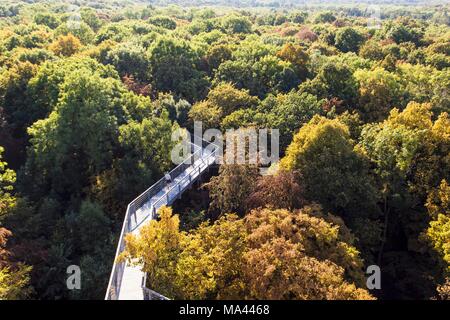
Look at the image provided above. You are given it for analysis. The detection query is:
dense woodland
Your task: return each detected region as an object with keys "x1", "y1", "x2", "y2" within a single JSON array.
[{"x1": 0, "y1": 0, "x2": 449, "y2": 300}]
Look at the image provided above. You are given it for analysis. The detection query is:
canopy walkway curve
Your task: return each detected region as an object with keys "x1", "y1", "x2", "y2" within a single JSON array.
[{"x1": 105, "y1": 139, "x2": 218, "y2": 300}]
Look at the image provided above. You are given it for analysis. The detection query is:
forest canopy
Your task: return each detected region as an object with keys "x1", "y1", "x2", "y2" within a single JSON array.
[{"x1": 0, "y1": 0, "x2": 449, "y2": 300}]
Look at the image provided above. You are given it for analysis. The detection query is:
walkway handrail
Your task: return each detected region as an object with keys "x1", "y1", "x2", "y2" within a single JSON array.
[
  {"x1": 105, "y1": 138, "x2": 218, "y2": 300},
  {"x1": 151, "y1": 148, "x2": 216, "y2": 216},
  {"x1": 128, "y1": 142, "x2": 202, "y2": 215}
]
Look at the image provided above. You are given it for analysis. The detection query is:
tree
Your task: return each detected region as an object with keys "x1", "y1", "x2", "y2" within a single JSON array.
[
  {"x1": 386, "y1": 23, "x2": 422, "y2": 46},
  {"x1": 148, "y1": 37, "x2": 209, "y2": 102},
  {"x1": 252, "y1": 55, "x2": 299, "y2": 98},
  {"x1": 121, "y1": 74, "x2": 151, "y2": 97},
  {"x1": 0, "y1": 61, "x2": 37, "y2": 134},
  {"x1": 221, "y1": 15, "x2": 252, "y2": 34},
  {"x1": 436, "y1": 278, "x2": 450, "y2": 300},
  {"x1": 189, "y1": 83, "x2": 259, "y2": 129},
  {"x1": 296, "y1": 27, "x2": 318, "y2": 42},
  {"x1": 358, "y1": 103, "x2": 450, "y2": 298},
  {"x1": 335, "y1": 27, "x2": 366, "y2": 53},
  {"x1": 289, "y1": 11, "x2": 307, "y2": 24},
  {"x1": 148, "y1": 15, "x2": 177, "y2": 30},
  {"x1": 280, "y1": 116, "x2": 379, "y2": 222},
  {"x1": 359, "y1": 102, "x2": 450, "y2": 202},
  {"x1": 206, "y1": 44, "x2": 232, "y2": 72},
  {"x1": 55, "y1": 21, "x2": 94, "y2": 45},
  {"x1": 206, "y1": 82, "x2": 259, "y2": 116},
  {"x1": 0, "y1": 146, "x2": 15, "y2": 220},
  {"x1": 422, "y1": 180, "x2": 450, "y2": 300},
  {"x1": 359, "y1": 40, "x2": 384, "y2": 61},
  {"x1": 354, "y1": 67, "x2": 403, "y2": 122},
  {"x1": 119, "y1": 206, "x2": 185, "y2": 298},
  {"x1": 300, "y1": 61, "x2": 358, "y2": 107},
  {"x1": 80, "y1": 8, "x2": 102, "y2": 31},
  {"x1": 264, "y1": 90, "x2": 324, "y2": 150},
  {"x1": 243, "y1": 206, "x2": 373, "y2": 300},
  {"x1": 314, "y1": 12, "x2": 336, "y2": 24},
  {"x1": 205, "y1": 164, "x2": 259, "y2": 217},
  {"x1": 243, "y1": 237, "x2": 371, "y2": 300},
  {"x1": 34, "y1": 12, "x2": 60, "y2": 29},
  {"x1": 111, "y1": 113, "x2": 176, "y2": 205},
  {"x1": 26, "y1": 57, "x2": 118, "y2": 128},
  {"x1": 215, "y1": 55, "x2": 299, "y2": 98},
  {"x1": 104, "y1": 43, "x2": 149, "y2": 81},
  {"x1": 245, "y1": 170, "x2": 305, "y2": 211},
  {"x1": 23, "y1": 69, "x2": 127, "y2": 200},
  {"x1": 176, "y1": 213, "x2": 247, "y2": 299},
  {"x1": 0, "y1": 228, "x2": 32, "y2": 300},
  {"x1": 276, "y1": 43, "x2": 309, "y2": 80},
  {"x1": 63, "y1": 200, "x2": 113, "y2": 299},
  {"x1": 49, "y1": 34, "x2": 81, "y2": 57},
  {"x1": 423, "y1": 180, "x2": 450, "y2": 272},
  {"x1": 188, "y1": 101, "x2": 223, "y2": 129}
]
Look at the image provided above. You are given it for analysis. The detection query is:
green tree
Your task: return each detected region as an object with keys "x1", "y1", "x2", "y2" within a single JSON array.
[
  {"x1": 148, "y1": 15, "x2": 177, "y2": 30},
  {"x1": 0, "y1": 146, "x2": 15, "y2": 220},
  {"x1": 26, "y1": 57, "x2": 118, "y2": 130},
  {"x1": 423, "y1": 180, "x2": 450, "y2": 273},
  {"x1": 221, "y1": 15, "x2": 252, "y2": 34},
  {"x1": 358, "y1": 103, "x2": 450, "y2": 298},
  {"x1": 104, "y1": 42, "x2": 149, "y2": 81},
  {"x1": 280, "y1": 116, "x2": 380, "y2": 223},
  {"x1": 314, "y1": 12, "x2": 336, "y2": 24},
  {"x1": 276, "y1": 43, "x2": 309, "y2": 80},
  {"x1": 265, "y1": 91, "x2": 324, "y2": 150},
  {"x1": 206, "y1": 44, "x2": 232, "y2": 72},
  {"x1": 354, "y1": 67, "x2": 403, "y2": 122},
  {"x1": 148, "y1": 37, "x2": 209, "y2": 102},
  {"x1": 33, "y1": 12, "x2": 60, "y2": 29},
  {"x1": 300, "y1": 61, "x2": 358, "y2": 106},
  {"x1": 386, "y1": 23, "x2": 422, "y2": 46},
  {"x1": 80, "y1": 8, "x2": 102, "y2": 31},
  {"x1": 189, "y1": 83, "x2": 259, "y2": 129},
  {"x1": 0, "y1": 61, "x2": 37, "y2": 133},
  {"x1": 24, "y1": 69, "x2": 127, "y2": 200},
  {"x1": 335, "y1": 27, "x2": 366, "y2": 53}
]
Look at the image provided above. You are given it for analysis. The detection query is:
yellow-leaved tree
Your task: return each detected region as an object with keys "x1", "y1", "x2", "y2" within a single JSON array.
[
  {"x1": 49, "y1": 34, "x2": 81, "y2": 57},
  {"x1": 422, "y1": 180, "x2": 450, "y2": 299},
  {"x1": 120, "y1": 206, "x2": 374, "y2": 300}
]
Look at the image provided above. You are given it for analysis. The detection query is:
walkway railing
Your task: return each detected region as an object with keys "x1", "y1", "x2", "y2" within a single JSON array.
[{"x1": 105, "y1": 138, "x2": 218, "y2": 300}]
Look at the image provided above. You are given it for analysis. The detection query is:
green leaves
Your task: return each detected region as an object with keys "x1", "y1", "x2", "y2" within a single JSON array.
[
  {"x1": 148, "y1": 37, "x2": 209, "y2": 102},
  {"x1": 0, "y1": 146, "x2": 16, "y2": 220},
  {"x1": 281, "y1": 116, "x2": 379, "y2": 220},
  {"x1": 335, "y1": 27, "x2": 366, "y2": 53}
]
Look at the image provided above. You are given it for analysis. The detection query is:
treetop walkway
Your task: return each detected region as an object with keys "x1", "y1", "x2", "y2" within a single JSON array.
[{"x1": 105, "y1": 139, "x2": 218, "y2": 300}]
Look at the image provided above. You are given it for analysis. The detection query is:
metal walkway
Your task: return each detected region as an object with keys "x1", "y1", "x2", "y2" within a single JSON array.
[{"x1": 105, "y1": 140, "x2": 218, "y2": 300}]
